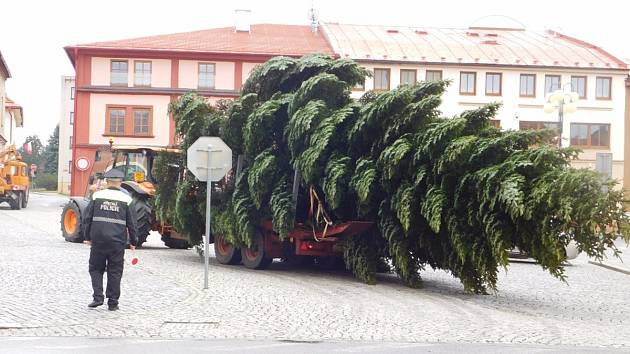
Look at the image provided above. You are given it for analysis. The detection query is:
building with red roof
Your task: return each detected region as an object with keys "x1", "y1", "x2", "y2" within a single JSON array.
[
  {"x1": 63, "y1": 19, "x2": 333, "y2": 196},
  {"x1": 322, "y1": 23, "x2": 630, "y2": 188},
  {"x1": 1, "y1": 51, "x2": 24, "y2": 148}
]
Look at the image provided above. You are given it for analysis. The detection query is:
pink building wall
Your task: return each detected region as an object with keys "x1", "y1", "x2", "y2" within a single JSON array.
[{"x1": 242, "y1": 62, "x2": 259, "y2": 85}]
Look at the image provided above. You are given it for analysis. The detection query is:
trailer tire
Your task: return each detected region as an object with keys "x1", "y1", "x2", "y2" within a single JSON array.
[
  {"x1": 61, "y1": 202, "x2": 83, "y2": 243},
  {"x1": 163, "y1": 237, "x2": 191, "y2": 249},
  {"x1": 214, "y1": 234, "x2": 241, "y2": 265},
  {"x1": 241, "y1": 231, "x2": 272, "y2": 270},
  {"x1": 316, "y1": 256, "x2": 345, "y2": 270}
]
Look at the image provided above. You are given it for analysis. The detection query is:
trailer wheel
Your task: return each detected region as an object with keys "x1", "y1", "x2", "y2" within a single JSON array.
[
  {"x1": 316, "y1": 256, "x2": 345, "y2": 270},
  {"x1": 214, "y1": 234, "x2": 241, "y2": 265},
  {"x1": 163, "y1": 237, "x2": 191, "y2": 249},
  {"x1": 61, "y1": 202, "x2": 83, "y2": 243},
  {"x1": 241, "y1": 232, "x2": 272, "y2": 269}
]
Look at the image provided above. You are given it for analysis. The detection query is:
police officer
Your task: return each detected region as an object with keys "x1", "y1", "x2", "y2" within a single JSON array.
[{"x1": 82, "y1": 169, "x2": 138, "y2": 311}]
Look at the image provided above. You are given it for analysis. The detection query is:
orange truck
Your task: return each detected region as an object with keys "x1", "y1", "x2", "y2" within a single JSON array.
[{"x1": 0, "y1": 145, "x2": 30, "y2": 210}]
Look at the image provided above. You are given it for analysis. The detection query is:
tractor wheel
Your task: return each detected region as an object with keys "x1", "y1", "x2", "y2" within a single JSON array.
[
  {"x1": 130, "y1": 196, "x2": 152, "y2": 247},
  {"x1": 21, "y1": 189, "x2": 29, "y2": 208},
  {"x1": 241, "y1": 231, "x2": 272, "y2": 270},
  {"x1": 61, "y1": 202, "x2": 83, "y2": 242},
  {"x1": 214, "y1": 234, "x2": 241, "y2": 265},
  {"x1": 163, "y1": 237, "x2": 190, "y2": 249}
]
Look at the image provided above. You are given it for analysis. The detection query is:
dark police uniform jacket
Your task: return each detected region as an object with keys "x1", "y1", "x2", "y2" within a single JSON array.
[{"x1": 82, "y1": 187, "x2": 139, "y2": 248}]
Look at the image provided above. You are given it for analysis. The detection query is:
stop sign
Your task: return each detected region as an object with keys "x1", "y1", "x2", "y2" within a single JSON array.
[{"x1": 186, "y1": 137, "x2": 232, "y2": 182}]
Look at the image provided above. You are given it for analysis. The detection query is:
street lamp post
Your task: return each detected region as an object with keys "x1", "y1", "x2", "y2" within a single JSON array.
[{"x1": 544, "y1": 84, "x2": 579, "y2": 147}]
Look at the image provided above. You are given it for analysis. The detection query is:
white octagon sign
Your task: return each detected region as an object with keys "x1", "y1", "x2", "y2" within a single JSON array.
[{"x1": 187, "y1": 137, "x2": 232, "y2": 182}]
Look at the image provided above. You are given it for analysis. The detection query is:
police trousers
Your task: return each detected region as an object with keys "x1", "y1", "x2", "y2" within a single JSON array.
[{"x1": 89, "y1": 245, "x2": 125, "y2": 305}]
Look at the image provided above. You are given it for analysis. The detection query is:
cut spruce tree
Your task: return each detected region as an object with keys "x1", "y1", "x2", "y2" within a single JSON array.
[{"x1": 155, "y1": 55, "x2": 630, "y2": 293}]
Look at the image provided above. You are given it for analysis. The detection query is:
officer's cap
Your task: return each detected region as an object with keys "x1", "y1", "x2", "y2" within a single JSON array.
[{"x1": 103, "y1": 169, "x2": 125, "y2": 180}]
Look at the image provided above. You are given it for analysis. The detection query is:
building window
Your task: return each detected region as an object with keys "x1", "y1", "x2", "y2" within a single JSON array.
[
  {"x1": 519, "y1": 121, "x2": 561, "y2": 131},
  {"x1": 545, "y1": 75, "x2": 561, "y2": 95},
  {"x1": 107, "y1": 107, "x2": 126, "y2": 135},
  {"x1": 110, "y1": 60, "x2": 128, "y2": 86},
  {"x1": 595, "y1": 77, "x2": 612, "y2": 99},
  {"x1": 70, "y1": 87, "x2": 75, "y2": 100},
  {"x1": 519, "y1": 74, "x2": 536, "y2": 97},
  {"x1": 105, "y1": 106, "x2": 153, "y2": 136},
  {"x1": 571, "y1": 76, "x2": 586, "y2": 99},
  {"x1": 459, "y1": 72, "x2": 476, "y2": 95},
  {"x1": 490, "y1": 119, "x2": 501, "y2": 128},
  {"x1": 134, "y1": 61, "x2": 151, "y2": 87},
  {"x1": 70, "y1": 112, "x2": 74, "y2": 125},
  {"x1": 198, "y1": 63, "x2": 216, "y2": 89},
  {"x1": 520, "y1": 121, "x2": 561, "y2": 145},
  {"x1": 353, "y1": 79, "x2": 365, "y2": 91},
  {"x1": 133, "y1": 109, "x2": 151, "y2": 135},
  {"x1": 400, "y1": 69, "x2": 417, "y2": 86},
  {"x1": 485, "y1": 73, "x2": 501, "y2": 96},
  {"x1": 570, "y1": 123, "x2": 610, "y2": 148},
  {"x1": 571, "y1": 76, "x2": 587, "y2": 99},
  {"x1": 425, "y1": 70, "x2": 442, "y2": 81},
  {"x1": 373, "y1": 68, "x2": 391, "y2": 90}
]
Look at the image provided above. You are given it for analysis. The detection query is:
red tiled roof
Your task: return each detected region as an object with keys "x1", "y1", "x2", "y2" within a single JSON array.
[
  {"x1": 5, "y1": 96, "x2": 19, "y2": 107},
  {"x1": 69, "y1": 24, "x2": 334, "y2": 57},
  {"x1": 4, "y1": 97, "x2": 23, "y2": 127},
  {"x1": 0, "y1": 51, "x2": 10, "y2": 78},
  {"x1": 323, "y1": 23, "x2": 627, "y2": 70}
]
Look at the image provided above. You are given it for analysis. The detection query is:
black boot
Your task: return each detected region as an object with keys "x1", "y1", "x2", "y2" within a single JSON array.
[
  {"x1": 88, "y1": 300, "x2": 103, "y2": 308},
  {"x1": 108, "y1": 303, "x2": 119, "y2": 311}
]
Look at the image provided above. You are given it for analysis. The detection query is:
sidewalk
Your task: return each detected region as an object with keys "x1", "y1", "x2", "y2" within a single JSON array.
[{"x1": 589, "y1": 238, "x2": 630, "y2": 275}]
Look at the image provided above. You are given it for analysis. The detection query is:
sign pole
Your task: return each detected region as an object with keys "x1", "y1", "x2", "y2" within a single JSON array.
[
  {"x1": 204, "y1": 144, "x2": 212, "y2": 290},
  {"x1": 188, "y1": 137, "x2": 231, "y2": 291}
]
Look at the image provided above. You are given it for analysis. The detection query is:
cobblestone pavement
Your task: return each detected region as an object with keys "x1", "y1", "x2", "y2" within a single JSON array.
[{"x1": 1, "y1": 193, "x2": 629, "y2": 349}]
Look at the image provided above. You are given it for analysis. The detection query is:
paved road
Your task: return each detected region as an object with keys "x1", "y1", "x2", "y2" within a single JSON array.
[
  {"x1": 0, "y1": 337, "x2": 625, "y2": 354},
  {"x1": 0, "y1": 193, "x2": 629, "y2": 350}
]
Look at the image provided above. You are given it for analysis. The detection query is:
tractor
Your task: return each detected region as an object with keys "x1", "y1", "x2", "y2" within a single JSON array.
[
  {"x1": 60, "y1": 145, "x2": 190, "y2": 249},
  {"x1": 0, "y1": 145, "x2": 30, "y2": 210}
]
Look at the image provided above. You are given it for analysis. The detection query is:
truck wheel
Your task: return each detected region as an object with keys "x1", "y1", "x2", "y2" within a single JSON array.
[
  {"x1": 21, "y1": 189, "x2": 29, "y2": 208},
  {"x1": 164, "y1": 237, "x2": 190, "y2": 249},
  {"x1": 11, "y1": 193, "x2": 22, "y2": 210},
  {"x1": 241, "y1": 231, "x2": 272, "y2": 269},
  {"x1": 61, "y1": 202, "x2": 83, "y2": 242},
  {"x1": 130, "y1": 196, "x2": 152, "y2": 247},
  {"x1": 214, "y1": 234, "x2": 241, "y2": 265}
]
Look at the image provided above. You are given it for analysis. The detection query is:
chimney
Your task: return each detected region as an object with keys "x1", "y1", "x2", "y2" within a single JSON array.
[
  {"x1": 308, "y1": 6, "x2": 319, "y2": 33},
  {"x1": 235, "y1": 9, "x2": 251, "y2": 32}
]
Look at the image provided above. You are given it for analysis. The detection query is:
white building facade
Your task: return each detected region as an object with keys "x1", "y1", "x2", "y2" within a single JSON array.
[
  {"x1": 0, "y1": 51, "x2": 23, "y2": 149},
  {"x1": 57, "y1": 76, "x2": 74, "y2": 194},
  {"x1": 323, "y1": 23, "x2": 630, "y2": 187}
]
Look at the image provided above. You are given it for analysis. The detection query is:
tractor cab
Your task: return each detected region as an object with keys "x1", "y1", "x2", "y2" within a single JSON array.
[
  {"x1": 100, "y1": 149, "x2": 155, "y2": 184},
  {"x1": 85, "y1": 145, "x2": 179, "y2": 199}
]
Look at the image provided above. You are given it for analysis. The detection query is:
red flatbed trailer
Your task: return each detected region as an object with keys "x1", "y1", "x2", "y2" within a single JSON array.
[{"x1": 213, "y1": 220, "x2": 373, "y2": 269}]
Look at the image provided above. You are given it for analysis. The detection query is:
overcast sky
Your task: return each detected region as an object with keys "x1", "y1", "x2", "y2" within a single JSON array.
[{"x1": 1, "y1": 0, "x2": 628, "y2": 144}]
